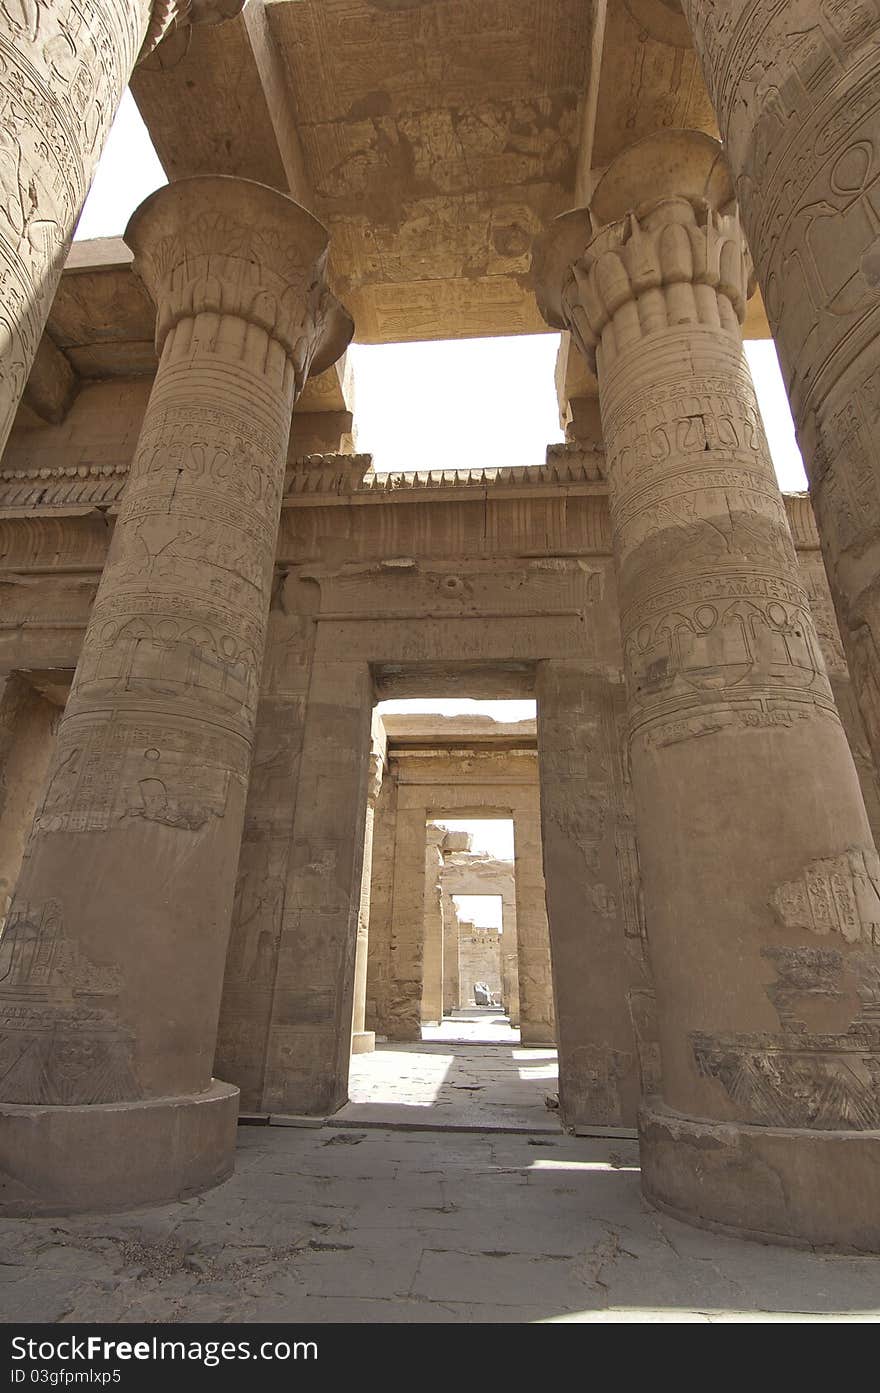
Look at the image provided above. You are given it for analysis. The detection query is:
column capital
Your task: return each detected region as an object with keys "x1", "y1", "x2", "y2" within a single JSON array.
[
  {"x1": 125, "y1": 176, "x2": 353, "y2": 391},
  {"x1": 532, "y1": 130, "x2": 754, "y2": 374},
  {"x1": 140, "y1": 0, "x2": 246, "y2": 63}
]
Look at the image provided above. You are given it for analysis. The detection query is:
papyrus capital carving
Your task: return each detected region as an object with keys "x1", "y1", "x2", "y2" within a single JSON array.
[
  {"x1": 125, "y1": 176, "x2": 353, "y2": 396},
  {"x1": 533, "y1": 130, "x2": 755, "y2": 373}
]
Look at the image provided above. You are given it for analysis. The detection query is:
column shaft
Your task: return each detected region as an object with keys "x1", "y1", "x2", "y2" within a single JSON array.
[
  {"x1": 260, "y1": 660, "x2": 373, "y2": 1116},
  {"x1": 420, "y1": 827, "x2": 445, "y2": 1025},
  {"x1": 682, "y1": 0, "x2": 880, "y2": 774},
  {"x1": 385, "y1": 801, "x2": 428, "y2": 1041},
  {"x1": 500, "y1": 891, "x2": 520, "y2": 1027},
  {"x1": 534, "y1": 129, "x2": 880, "y2": 1247},
  {"x1": 214, "y1": 578, "x2": 317, "y2": 1110},
  {"x1": 440, "y1": 879, "x2": 460, "y2": 1016},
  {"x1": 512, "y1": 806, "x2": 555, "y2": 1045},
  {"x1": 364, "y1": 764, "x2": 398, "y2": 1036},
  {"x1": 537, "y1": 660, "x2": 650, "y2": 1129},
  {"x1": 351, "y1": 745, "x2": 383, "y2": 1054},
  {"x1": 0, "y1": 176, "x2": 351, "y2": 1213}
]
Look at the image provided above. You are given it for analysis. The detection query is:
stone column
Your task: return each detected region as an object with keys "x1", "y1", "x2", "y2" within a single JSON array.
[
  {"x1": 681, "y1": 0, "x2": 880, "y2": 778},
  {"x1": 364, "y1": 761, "x2": 397, "y2": 1036},
  {"x1": 420, "y1": 824, "x2": 445, "y2": 1025},
  {"x1": 260, "y1": 660, "x2": 373, "y2": 1117},
  {"x1": 511, "y1": 807, "x2": 555, "y2": 1045},
  {"x1": 536, "y1": 659, "x2": 650, "y2": 1130},
  {"x1": 534, "y1": 129, "x2": 880, "y2": 1249},
  {"x1": 214, "y1": 573, "x2": 318, "y2": 1111},
  {"x1": 0, "y1": 176, "x2": 351, "y2": 1215},
  {"x1": 352, "y1": 744, "x2": 383, "y2": 1055},
  {"x1": 499, "y1": 888, "x2": 520, "y2": 1027},
  {"x1": 385, "y1": 801, "x2": 427, "y2": 1041},
  {"x1": 0, "y1": 0, "x2": 242, "y2": 459},
  {"x1": 0, "y1": 675, "x2": 61, "y2": 927},
  {"x1": 440, "y1": 876, "x2": 460, "y2": 1016}
]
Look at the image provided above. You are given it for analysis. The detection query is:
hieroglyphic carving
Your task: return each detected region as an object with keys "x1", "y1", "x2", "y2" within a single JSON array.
[
  {"x1": 31, "y1": 715, "x2": 240, "y2": 835},
  {"x1": 564, "y1": 1043, "x2": 633, "y2": 1127},
  {"x1": 691, "y1": 1028, "x2": 880, "y2": 1129},
  {"x1": 762, "y1": 945, "x2": 845, "y2": 1029},
  {"x1": 533, "y1": 127, "x2": 880, "y2": 1140},
  {"x1": 0, "y1": 897, "x2": 136, "y2": 1103},
  {"x1": 681, "y1": 0, "x2": 880, "y2": 768},
  {"x1": 0, "y1": 0, "x2": 250, "y2": 461},
  {"x1": 627, "y1": 987, "x2": 662, "y2": 1095},
  {"x1": 0, "y1": 178, "x2": 350, "y2": 1108},
  {"x1": 0, "y1": 0, "x2": 150, "y2": 456},
  {"x1": 770, "y1": 847, "x2": 880, "y2": 945}
]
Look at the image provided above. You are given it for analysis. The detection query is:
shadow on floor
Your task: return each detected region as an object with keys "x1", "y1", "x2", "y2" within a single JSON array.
[
  {"x1": 343, "y1": 1037, "x2": 560, "y2": 1132},
  {"x1": 3, "y1": 1127, "x2": 879, "y2": 1322}
]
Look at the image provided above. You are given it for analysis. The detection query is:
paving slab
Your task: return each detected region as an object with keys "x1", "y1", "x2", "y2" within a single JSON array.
[{"x1": 3, "y1": 1127, "x2": 880, "y2": 1323}]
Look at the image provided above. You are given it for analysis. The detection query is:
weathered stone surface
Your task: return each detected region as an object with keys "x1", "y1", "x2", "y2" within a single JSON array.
[
  {"x1": 534, "y1": 127, "x2": 880, "y2": 1246},
  {"x1": 0, "y1": 0, "x2": 244, "y2": 458},
  {"x1": 537, "y1": 661, "x2": 651, "y2": 1129},
  {"x1": 0, "y1": 175, "x2": 351, "y2": 1211},
  {"x1": 681, "y1": 0, "x2": 880, "y2": 792}
]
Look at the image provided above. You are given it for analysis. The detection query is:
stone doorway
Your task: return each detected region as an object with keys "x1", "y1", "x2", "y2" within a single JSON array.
[{"x1": 351, "y1": 700, "x2": 560, "y2": 1131}]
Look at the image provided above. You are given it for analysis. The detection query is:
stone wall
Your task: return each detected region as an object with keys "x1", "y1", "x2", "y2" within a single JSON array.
[{"x1": 457, "y1": 922, "x2": 502, "y2": 1006}]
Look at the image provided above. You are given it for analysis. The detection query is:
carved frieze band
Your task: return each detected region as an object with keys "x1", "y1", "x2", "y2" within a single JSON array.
[{"x1": 0, "y1": 448, "x2": 608, "y2": 510}]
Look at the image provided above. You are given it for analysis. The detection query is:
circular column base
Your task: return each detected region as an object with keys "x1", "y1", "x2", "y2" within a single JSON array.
[
  {"x1": 0, "y1": 1080, "x2": 240, "y2": 1217},
  {"x1": 639, "y1": 1099, "x2": 880, "y2": 1251},
  {"x1": 351, "y1": 1031, "x2": 376, "y2": 1055}
]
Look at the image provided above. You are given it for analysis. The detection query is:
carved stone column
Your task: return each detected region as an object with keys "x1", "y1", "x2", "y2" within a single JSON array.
[
  {"x1": 260, "y1": 659, "x2": 373, "y2": 1117},
  {"x1": 511, "y1": 806, "x2": 555, "y2": 1046},
  {"x1": 0, "y1": 176, "x2": 351, "y2": 1214},
  {"x1": 534, "y1": 130, "x2": 880, "y2": 1249},
  {"x1": 440, "y1": 874, "x2": 460, "y2": 1016},
  {"x1": 0, "y1": 0, "x2": 242, "y2": 459},
  {"x1": 420, "y1": 824, "x2": 445, "y2": 1025},
  {"x1": 385, "y1": 801, "x2": 428, "y2": 1042},
  {"x1": 214, "y1": 572, "x2": 318, "y2": 1111},
  {"x1": 499, "y1": 883, "x2": 520, "y2": 1027},
  {"x1": 364, "y1": 761, "x2": 398, "y2": 1037},
  {"x1": 681, "y1": 0, "x2": 880, "y2": 778},
  {"x1": 536, "y1": 659, "x2": 650, "y2": 1130},
  {"x1": 351, "y1": 745, "x2": 383, "y2": 1055}
]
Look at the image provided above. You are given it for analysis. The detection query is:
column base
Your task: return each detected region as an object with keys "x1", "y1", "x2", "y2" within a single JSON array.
[
  {"x1": 639, "y1": 1099, "x2": 880, "y2": 1252},
  {"x1": 351, "y1": 1031, "x2": 376, "y2": 1054},
  {"x1": 0, "y1": 1080, "x2": 239, "y2": 1217},
  {"x1": 519, "y1": 1023, "x2": 556, "y2": 1046}
]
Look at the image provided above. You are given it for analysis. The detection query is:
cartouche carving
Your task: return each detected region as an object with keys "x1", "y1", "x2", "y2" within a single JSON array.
[{"x1": 771, "y1": 847, "x2": 880, "y2": 945}]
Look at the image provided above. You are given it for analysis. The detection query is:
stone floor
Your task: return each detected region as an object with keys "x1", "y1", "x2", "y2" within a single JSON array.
[
  {"x1": 3, "y1": 1038, "x2": 880, "y2": 1323},
  {"x1": 421, "y1": 1009, "x2": 522, "y2": 1045},
  {"x1": 3, "y1": 1126, "x2": 879, "y2": 1323},
  {"x1": 339, "y1": 1032, "x2": 560, "y2": 1132}
]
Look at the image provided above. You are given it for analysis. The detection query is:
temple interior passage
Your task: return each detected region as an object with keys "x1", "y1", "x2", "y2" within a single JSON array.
[{"x1": 3, "y1": 0, "x2": 880, "y2": 1326}]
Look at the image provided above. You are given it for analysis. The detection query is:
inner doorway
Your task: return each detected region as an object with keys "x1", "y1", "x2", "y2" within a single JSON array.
[{"x1": 345, "y1": 698, "x2": 560, "y2": 1133}]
